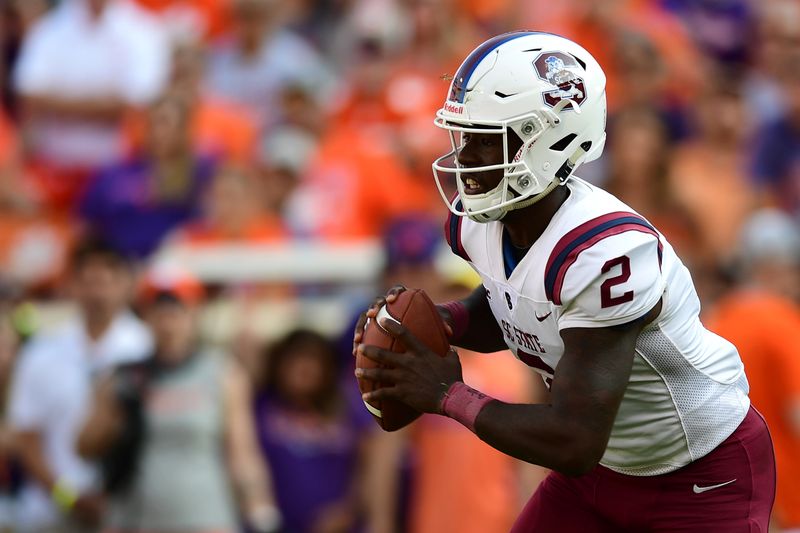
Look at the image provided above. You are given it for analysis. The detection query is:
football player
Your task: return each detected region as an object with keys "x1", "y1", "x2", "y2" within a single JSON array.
[{"x1": 354, "y1": 31, "x2": 775, "y2": 531}]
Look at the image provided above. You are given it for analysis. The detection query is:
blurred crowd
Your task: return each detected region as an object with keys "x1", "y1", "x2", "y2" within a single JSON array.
[{"x1": 0, "y1": 0, "x2": 799, "y2": 532}]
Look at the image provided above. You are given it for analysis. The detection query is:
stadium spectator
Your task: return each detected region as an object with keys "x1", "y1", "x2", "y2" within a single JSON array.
[
  {"x1": 329, "y1": 0, "x2": 470, "y2": 193},
  {"x1": 282, "y1": 24, "x2": 437, "y2": 241},
  {"x1": 279, "y1": 0, "x2": 349, "y2": 51},
  {"x1": 669, "y1": 72, "x2": 754, "y2": 265},
  {"x1": 248, "y1": 84, "x2": 322, "y2": 229},
  {"x1": 78, "y1": 267, "x2": 281, "y2": 533},
  {"x1": 79, "y1": 91, "x2": 216, "y2": 258},
  {"x1": 205, "y1": 0, "x2": 334, "y2": 132},
  {"x1": 283, "y1": 119, "x2": 431, "y2": 240},
  {"x1": 7, "y1": 237, "x2": 152, "y2": 533},
  {"x1": 743, "y1": 0, "x2": 800, "y2": 129},
  {"x1": 328, "y1": 0, "x2": 412, "y2": 119},
  {"x1": 12, "y1": 0, "x2": 169, "y2": 211},
  {"x1": 1, "y1": 106, "x2": 74, "y2": 291},
  {"x1": 329, "y1": 1, "x2": 441, "y2": 178},
  {"x1": 125, "y1": 37, "x2": 259, "y2": 166},
  {"x1": 0, "y1": 105, "x2": 74, "y2": 292},
  {"x1": 166, "y1": 164, "x2": 289, "y2": 246},
  {"x1": 609, "y1": 32, "x2": 690, "y2": 141},
  {"x1": 256, "y1": 127, "x2": 317, "y2": 222},
  {"x1": 603, "y1": 107, "x2": 700, "y2": 264},
  {"x1": 707, "y1": 208, "x2": 800, "y2": 531},
  {"x1": 169, "y1": 37, "x2": 258, "y2": 163},
  {"x1": 750, "y1": 50, "x2": 800, "y2": 216},
  {"x1": 276, "y1": 83, "x2": 326, "y2": 139},
  {"x1": 254, "y1": 329, "x2": 392, "y2": 533}
]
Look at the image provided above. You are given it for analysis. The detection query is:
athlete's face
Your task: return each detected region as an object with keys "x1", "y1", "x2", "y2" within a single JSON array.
[
  {"x1": 146, "y1": 299, "x2": 196, "y2": 364},
  {"x1": 456, "y1": 131, "x2": 523, "y2": 195},
  {"x1": 71, "y1": 256, "x2": 131, "y2": 318}
]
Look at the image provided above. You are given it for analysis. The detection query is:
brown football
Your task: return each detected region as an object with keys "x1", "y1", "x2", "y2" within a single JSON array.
[{"x1": 357, "y1": 288, "x2": 450, "y2": 431}]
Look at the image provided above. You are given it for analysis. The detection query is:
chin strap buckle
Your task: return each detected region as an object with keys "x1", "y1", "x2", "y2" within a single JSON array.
[{"x1": 554, "y1": 140, "x2": 593, "y2": 183}]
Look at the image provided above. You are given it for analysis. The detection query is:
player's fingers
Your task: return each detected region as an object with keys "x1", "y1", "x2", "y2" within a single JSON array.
[
  {"x1": 353, "y1": 312, "x2": 369, "y2": 356},
  {"x1": 354, "y1": 366, "x2": 402, "y2": 384},
  {"x1": 362, "y1": 386, "x2": 400, "y2": 403},
  {"x1": 379, "y1": 318, "x2": 427, "y2": 354},
  {"x1": 442, "y1": 322, "x2": 454, "y2": 338},
  {"x1": 359, "y1": 344, "x2": 404, "y2": 366},
  {"x1": 365, "y1": 298, "x2": 387, "y2": 318},
  {"x1": 435, "y1": 305, "x2": 456, "y2": 338},
  {"x1": 385, "y1": 285, "x2": 407, "y2": 303},
  {"x1": 354, "y1": 312, "x2": 367, "y2": 341}
]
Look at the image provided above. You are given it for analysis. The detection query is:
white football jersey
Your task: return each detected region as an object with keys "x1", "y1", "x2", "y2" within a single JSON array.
[{"x1": 445, "y1": 178, "x2": 750, "y2": 476}]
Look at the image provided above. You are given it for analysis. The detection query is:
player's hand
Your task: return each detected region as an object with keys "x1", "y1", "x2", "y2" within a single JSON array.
[
  {"x1": 356, "y1": 318, "x2": 463, "y2": 414},
  {"x1": 434, "y1": 304, "x2": 457, "y2": 339},
  {"x1": 352, "y1": 285, "x2": 407, "y2": 357}
]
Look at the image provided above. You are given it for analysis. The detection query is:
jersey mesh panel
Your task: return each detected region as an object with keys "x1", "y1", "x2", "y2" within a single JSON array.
[{"x1": 634, "y1": 328, "x2": 748, "y2": 468}]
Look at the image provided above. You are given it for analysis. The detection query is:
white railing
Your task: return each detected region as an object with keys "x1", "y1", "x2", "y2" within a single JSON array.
[{"x1": 151, "y1": 240, "x2": 385, "y2": 284}]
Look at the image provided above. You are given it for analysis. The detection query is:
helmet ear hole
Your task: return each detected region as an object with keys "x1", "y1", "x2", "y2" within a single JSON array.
[{"x1": 549, "y1": 133, "x2": 577, "y2": 152}]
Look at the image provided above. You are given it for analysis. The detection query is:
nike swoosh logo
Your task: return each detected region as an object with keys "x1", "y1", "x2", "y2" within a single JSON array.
[
  {"x1": 693, "y1": 479, "x2": 736, "y2": 494},
  {"x1": 535, "y1": 312, "x2": 552, "y2": 322}
]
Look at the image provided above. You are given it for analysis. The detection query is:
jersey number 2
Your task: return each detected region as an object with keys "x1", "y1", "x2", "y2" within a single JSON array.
[{"x1": 600, "y1": 255, "x2": 633, "y2": 308}]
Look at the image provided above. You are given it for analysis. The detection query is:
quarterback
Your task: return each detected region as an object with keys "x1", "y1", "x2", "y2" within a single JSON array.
[{"x1": 354, "y1": 31, "x2": 775, "y2": 531}]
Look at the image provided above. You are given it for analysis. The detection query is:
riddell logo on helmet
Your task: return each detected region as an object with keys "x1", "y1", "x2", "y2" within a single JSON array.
[
  {"x1": 444, "y1": 102, "x2": 465, "y2": 115},
  {"x1": 532, "y1": 51, "x2": 587, "y2": 108}
]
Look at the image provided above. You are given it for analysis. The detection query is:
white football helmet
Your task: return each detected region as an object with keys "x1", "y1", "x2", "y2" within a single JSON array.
[{"x1": 432, "y1": 31, "x2": 607, "y2": 222}]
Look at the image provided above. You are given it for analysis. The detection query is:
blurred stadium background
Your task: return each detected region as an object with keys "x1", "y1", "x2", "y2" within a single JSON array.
[{"x1": 0, "y1": 0, "x2": 799, "y2": 532}]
